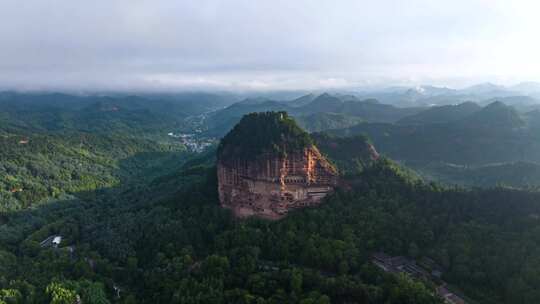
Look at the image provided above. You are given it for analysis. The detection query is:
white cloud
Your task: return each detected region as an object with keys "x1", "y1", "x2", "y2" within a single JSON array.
[{"x1": 0, "y1": 0, "x2": 539, "y2": 91}]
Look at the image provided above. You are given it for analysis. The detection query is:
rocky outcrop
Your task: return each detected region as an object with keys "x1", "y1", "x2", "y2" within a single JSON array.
[
  {"x1": 217, "y1": 146, "x2": 337, "y2": 219},
  {"x1": 216, "y1": 112, "x2": 338, "y2": 219}
]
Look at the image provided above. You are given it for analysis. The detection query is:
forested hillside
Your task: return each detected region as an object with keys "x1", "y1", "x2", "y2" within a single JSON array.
[
  {"x1": 6, "y1": 0, "x2": 540, "y2": 302},
  {"x1": 396, "y1": 102, "x2": 481, "y2": 125},
  {"x1": 0, "y1": 93, "x2": 230, "y2": 211},
  {"x1": 0, "y1": 92, "x2": 235, "y2": 135},
  {"x1": 2, "y1": 97, "x2": 540, "y2": 303},
  {"x1": 0, "y1": 131, "x2": 187, "y2": 211},
  {"x1": 2, "y1": 148, "x2": 540, "y2": 303},
  {"x1": 325, "y1": 101, "x2": 540, "y2": 187},
  {"x1": 217, "y1": 112, "x2": 313, "y2": 160}
]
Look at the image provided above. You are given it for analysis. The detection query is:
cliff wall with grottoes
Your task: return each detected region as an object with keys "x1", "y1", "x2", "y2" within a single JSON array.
[
  {"x1": 216, "y1": 112, "x2": 338, "y2": 219},
  {"x1": 217, "y1": 145, "x2": 338, "y2": 219}
]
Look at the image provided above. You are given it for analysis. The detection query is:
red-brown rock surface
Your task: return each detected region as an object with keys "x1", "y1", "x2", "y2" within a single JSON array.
[
  {"x1": 218, "y1": 146, "x2": 338, "y2": 219},
  {"x1": 216, "y1": 112, "x2": 338, "y2": 219}
]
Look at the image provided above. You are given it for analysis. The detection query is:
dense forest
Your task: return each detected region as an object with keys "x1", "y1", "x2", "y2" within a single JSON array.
[
  {"x1": 0, "y1": 131, "x2": 187, "y2": 211},
  {"x1": 2, "y1": 96, "x2": 540, "y2": 303},
  {"x1": 3, "y1": 149, "x2": 540, "y2": 303},
  {"x1": 217, "y1": 112, "x2": 313, "y2": 160},
  {"x1": 6, "y1": 0, "x2": 540, "y2": 301}
]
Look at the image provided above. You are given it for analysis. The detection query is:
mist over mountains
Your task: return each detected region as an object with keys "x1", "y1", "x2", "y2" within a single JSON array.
[{"x1": 354, "y1": 82, "x2": 540, "y2": 107}]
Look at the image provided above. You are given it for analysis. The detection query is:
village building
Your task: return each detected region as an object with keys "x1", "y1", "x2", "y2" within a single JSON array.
[
  {"x1": 437, "y1": 285, "x2": 466, "y2": 304},
  {"x1": 40, "y1": 235, "x2": 63, "y2": 248},
  {"x1": 372, "y1": 252, "x2": 467, "y2": 304},
  {"x1": 372, "y1": 252, "x2": 428, "y2": 279}
]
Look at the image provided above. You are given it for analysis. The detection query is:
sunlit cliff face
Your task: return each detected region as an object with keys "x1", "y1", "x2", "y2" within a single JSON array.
[{"x1": 217, "y1": 146, "x2": 337, "y2": 219}]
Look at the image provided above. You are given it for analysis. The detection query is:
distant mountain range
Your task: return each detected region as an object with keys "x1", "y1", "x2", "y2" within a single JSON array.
[
  {"x1": 0, "y1": 91, "x2": 237, "y2": 134},
  {"x1": 327, "y1": 100, "x2": 540, "y2": 165},
  {"x1": 191, "y1": 81, "x2": 540, "y2": 134},
  {"x1": 354, "y1": 82, "x2": 540, "y2": 108},
  {"x1": 202, "y1": 93, "x2": 540, "y2": 187},
  {"x1": 396, "y1": 102, "x2": 481, "y2": 125},
  {"x1": 4, "y1": 87, "x2": 540, "y2": 188},
  {"x1": 203, "y1": 92, "x2": 425, "y2": 136}
]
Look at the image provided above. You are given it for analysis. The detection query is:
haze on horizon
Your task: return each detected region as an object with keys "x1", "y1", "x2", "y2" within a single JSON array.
[{"x1": 1, "y1": 0, "x2": 539, "y2": 92}]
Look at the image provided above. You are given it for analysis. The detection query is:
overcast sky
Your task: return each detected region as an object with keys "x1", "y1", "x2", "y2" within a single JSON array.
[{"x1": 1, "y1": 0, "x2": 539, "y2": 92}]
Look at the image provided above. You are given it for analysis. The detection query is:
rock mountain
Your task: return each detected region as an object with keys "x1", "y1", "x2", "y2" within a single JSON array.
[{"x1": 216, "y1": 112, "x2": 339, "y2": 219}]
